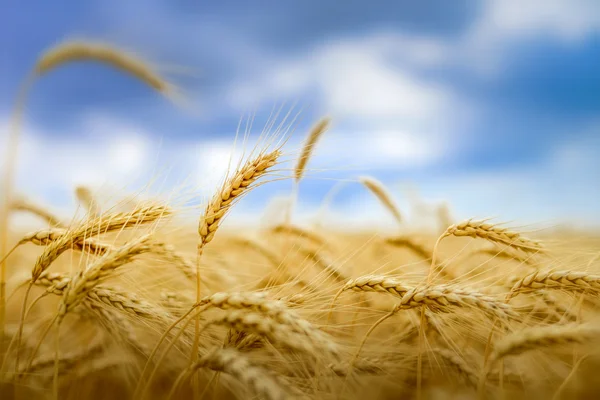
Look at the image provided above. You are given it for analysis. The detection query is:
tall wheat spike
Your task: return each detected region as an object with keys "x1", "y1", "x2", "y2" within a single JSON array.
[
  {"x1": 192, "y1": 148, "x2": 282, "y2": 366},
  {"x1": 358, "y1": 176, "x2": 403, "y2": 226},
  {"x1": 294, "y1": 117, "x2": 330, "y2": 183}
]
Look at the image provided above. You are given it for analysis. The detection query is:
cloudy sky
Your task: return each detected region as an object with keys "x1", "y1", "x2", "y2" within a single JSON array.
[{"x1": 1, "y1": 0, "x2": 599, "y2": 228}]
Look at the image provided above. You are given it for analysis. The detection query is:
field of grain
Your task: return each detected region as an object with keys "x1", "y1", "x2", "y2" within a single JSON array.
[{"x1": 1, "y1": 41, "x2": 600, "y2": 400}]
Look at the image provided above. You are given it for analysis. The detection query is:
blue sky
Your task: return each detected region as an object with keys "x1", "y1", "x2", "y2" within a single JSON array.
[{"x1": 1, "y1": 0, "x2": 599, "y2": 228}]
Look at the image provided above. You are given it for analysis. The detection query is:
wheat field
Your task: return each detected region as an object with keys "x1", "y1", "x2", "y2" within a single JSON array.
[{"x1": 1, "y1": 41, "x2": 600, "y2": 400}]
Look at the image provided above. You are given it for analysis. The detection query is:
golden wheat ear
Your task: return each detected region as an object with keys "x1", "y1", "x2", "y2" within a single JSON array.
[
  {"x1": 358, "y1": 176, "x2": 403, "y2": 226},
  {"x1": 35, "y1": 40, "x2": 173, "y2": 94},
  {"x1": 294, "y1": 117, "x2": 331, "y2": 183}
]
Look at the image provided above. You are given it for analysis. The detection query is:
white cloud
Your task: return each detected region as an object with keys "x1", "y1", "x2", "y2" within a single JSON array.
[
  {"x1": 473, "y1": 0, "x2": 600, "y2": 44},
  {"x1": 0, "y1": 114, "x2": 254, "y2": 211},
  {"x1": 311, "y1": 129, "x2": 445, "y2": 171},
  {"x1": 456, "y1": 0, "x2": 600, "y2": 74},
  {"x1": 225, "y1": 32, "x2": 467, "y2": 172},
  {"x1": 228, "y1": 32, "x2": 455, "y2": 121}
]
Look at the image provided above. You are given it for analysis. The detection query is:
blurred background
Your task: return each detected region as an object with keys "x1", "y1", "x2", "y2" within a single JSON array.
[{"x1": 1, "y1": 0, "x2": 599, "y2": 229}]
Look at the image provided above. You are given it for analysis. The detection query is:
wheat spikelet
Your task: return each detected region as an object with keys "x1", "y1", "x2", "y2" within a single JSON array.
[
  {"x1": 510, "y1": 270, "x2": 600, "y2": 299},
  {"x1": 196, "y1": 292, "x2": 338, "y2": 356},
  {"x1": 35, "y1": 40, "x2": 172, "y2": 94},
  {"x1": 385, "y1": 236, "x2": 432, "y2": 260},
  {"x1": 440, "y1": 219, "x2": 542, "y2": 254},
  {"x1": 294, "y1": 117, "x2": 330, "y2": 182},
  {"x1": 206, "y1": 310, "x2": 332, "y2": 359},
  {"x1": 225, "y1": 330, "x2": 264, "y2": 352},
  {"x1": 33, "y1": 271, "x2": 71, "y2": 294},
  {"x1": 328, "y1": 357, "x2": 394, "y2": 377},
  {"x1": 358, "y1": 176, "x2": 402, "y2": 225},
  {"x1": 491, "y1": 324, "x2": 600, "y2": 362},
  {"x1": 87, "y1": 286, "x2": 168, "y2": 321},
  {"x1": 10, "y1": 196, "x2": 64, "y2": 228},
  {"x1": 181, "y1": 348, "x2": 293, "y2": 400},
  {"x1": 396, "y1": 285, "x2": 516, "y2": 319},
  {"x1": 74, "y1": 185, "x2": 100, "y2": 218},
  {"x1": 58, "y1": 234, "x2": 156, "y2": 319},
  {"x1": 339, "y1": 275, "x2": 410, "y2": 298},
  {"x1": 18, "y1": 228, "x2": 112, "y2": 256}
]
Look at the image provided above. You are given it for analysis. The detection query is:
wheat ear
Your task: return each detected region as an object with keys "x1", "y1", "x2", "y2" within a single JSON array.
[
  {"x1": 193, "y1": 149, "x2": 282, "y2": 363},
  {"x1": 480, "y1": 324, "x2": 600, "y2": 395},
  {"x1": 35, "y1": 40, "x2": 172, "y2": 94},
  {"x1": 385, "y1": 236, "x2": 432, "y2": 261},
  {"x1": 10, "y1": 196, "x2": 65, "y2": 228},
  {"x1": 74, "y1": 185, "x2": 100, "y2": 218},
  {"x1": 358, "y1": 176, "x2": 402, "y2": 226},
  {"x1": 170, "y1": 348, "x2": 292, "y2": 400},
  {"x1": 510, "y1": 270, "x2": 600, "y2": 299},
  {"x1": 430, "y1": 219, "x2": 542, "y2": 285},
  {"x1": 294, "y1": 117, "x2": 330, "y2": 183},
  {"x1": 13, "y1": 204, "x2": 169, "y2": 372},
  {"x1": 58, "y1": 234, "x2": 156, "y2": 320}
]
